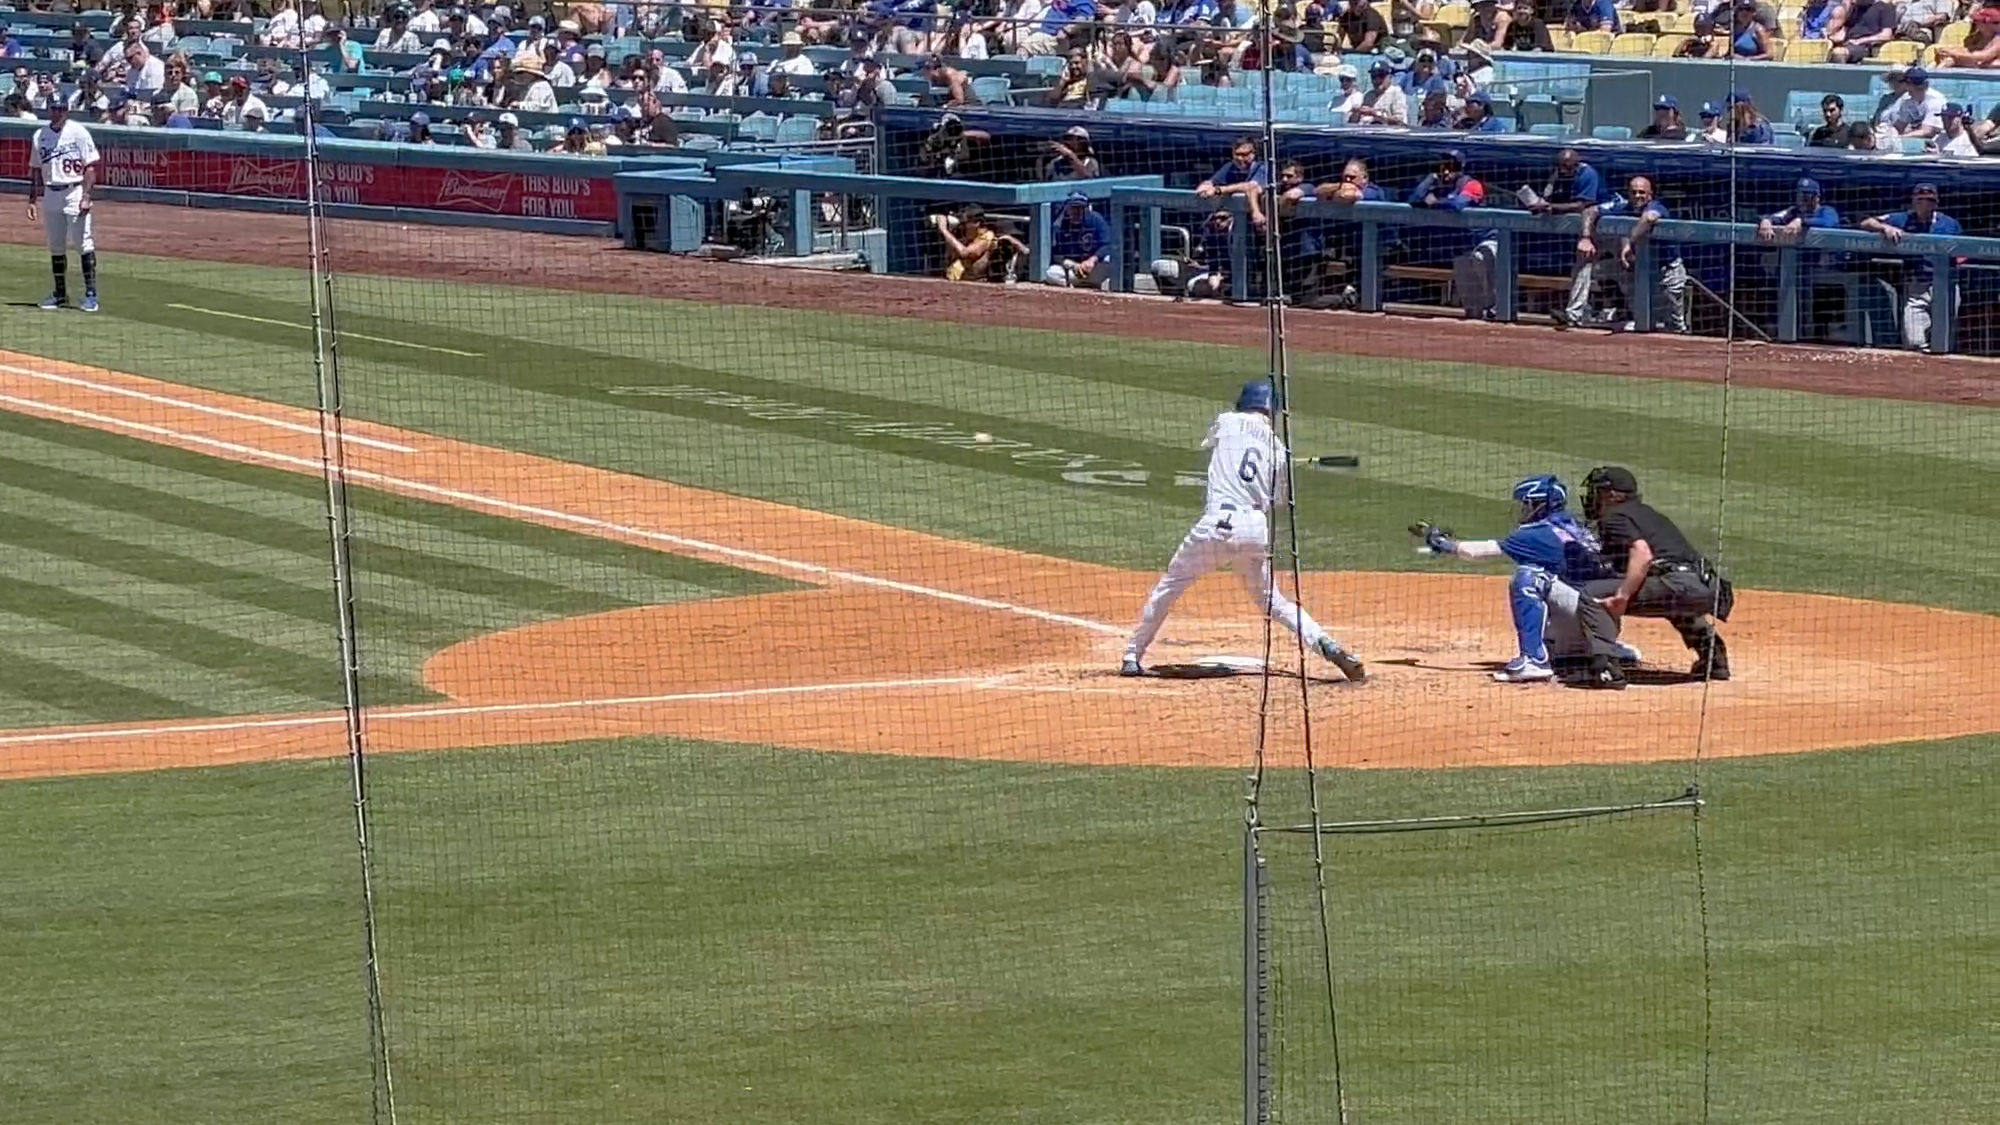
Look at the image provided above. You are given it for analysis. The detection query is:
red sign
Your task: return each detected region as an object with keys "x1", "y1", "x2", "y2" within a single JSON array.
[{"x1": 1, "y1": 136, "x2": 615, "y2": 221}]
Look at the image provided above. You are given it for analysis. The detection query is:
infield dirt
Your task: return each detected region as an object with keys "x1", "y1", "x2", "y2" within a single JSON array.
[{"x1": 1, "y1": 352, "x2": 1995, "y2": 781}]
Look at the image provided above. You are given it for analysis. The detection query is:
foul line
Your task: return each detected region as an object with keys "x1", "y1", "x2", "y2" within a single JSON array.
[
  {"x1": 0, "y1": 390, "x2": 1127, "y2": 637},
  {"x1": 0, "y1": 363, "x2": 416, "y2": 453},
  {"x1": 165, "y1": 303, "x2": 484, "y2": 358},
  {"x1": 0, "y1": 676, "x2": 997, "y2": 749}
]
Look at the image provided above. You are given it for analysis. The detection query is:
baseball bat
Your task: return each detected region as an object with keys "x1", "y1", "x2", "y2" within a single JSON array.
[{"x1": 1295, "y1": 454, "x2": 1361, "y2": 469}]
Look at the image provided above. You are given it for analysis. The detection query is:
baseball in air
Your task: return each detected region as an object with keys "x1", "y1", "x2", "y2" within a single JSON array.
[{"x1": 974, "y1": 432, "x2": 994, "y2": 444}]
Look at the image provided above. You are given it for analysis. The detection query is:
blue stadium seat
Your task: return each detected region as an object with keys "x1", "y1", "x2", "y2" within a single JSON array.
[
  {"x1": 178, "y1": 35, "x2": 210, "y2": 55},
  {"x1": 1772, "y1": 132, "x2": 1807, "y2": 150},
  {"x1": 1591, "y1": 125, "x2": 1632, "y2": 140},
  {"x1": 681, "y1": 134, "x2": 724, "y2": 150},
  {"x1": 707, "y1": 111, "x2": 741, "y2": 124},
  {"x1": 1178, "y1": 85, "x2": 1221, "y2": 107},
  {"x1": 971, "y1": 75, "x2": 1011, "y2": 105},
  {"x1": 773, "y1": 115, "x2": 819, "y2": 144},
  {"x1": 738, "y1": 112, "x2": 779, "y2": 141},
  {"x1": 1529, "y1": 122, "x2": 1571, "y2": 138}
]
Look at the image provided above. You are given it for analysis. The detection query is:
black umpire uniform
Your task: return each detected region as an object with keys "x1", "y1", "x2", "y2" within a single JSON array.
[{"x1": 1580, "y1": 466, "x2": 1734, "y2": 680}]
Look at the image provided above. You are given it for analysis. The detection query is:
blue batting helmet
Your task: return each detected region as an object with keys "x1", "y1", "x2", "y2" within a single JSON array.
[
  {"x1": 1512, "y1": 474, "x2": 1568, "y2": 523},
  {"x1": 1235, "y1": 381, "x2": 1274, "y2": 413}
]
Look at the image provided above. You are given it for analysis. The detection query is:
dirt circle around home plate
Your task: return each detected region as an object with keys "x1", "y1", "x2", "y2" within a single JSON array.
[{"x1": 423, "y1": 569, "x2": 2000, "y2": 771}]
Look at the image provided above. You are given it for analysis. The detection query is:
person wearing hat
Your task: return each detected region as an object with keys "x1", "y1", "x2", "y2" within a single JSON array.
[
  {"x1": 1758, "y1": 176, "x2": 1840, "y2": 243},
  {"x1": 1860, "y1": 183, "x2": 1962, "y2": 351},
  {"x1": 375, "y1": 5, "x2": 424, "y2": 52},
  {"x1": 1931, "y1": 102, "x2": 1977, "y2": 153},
  {"x1": 1453, "y1": 39, "x2": 1496, "y2": 85},
  {"x1": 220, "y1": 74, "x2": 269, "y2": 129},
  {"x1": 1580, "y1": 467, "x2": 1733, "y2": 682},
  {"x1": 561, "y1": 115, "x2": 605, "y2": 155},
  {"x1": 491, "y1": 108, "x2": 532, "y2": 150},
  {"x1": 408, "y1": 0, "x2": 443, "y2": 36},
  {"x1": 1938, "y1": 5, "x2": 2000, "y2": 66},
  {"x1": 1882, "y1": 65, "x2": 1946, "y2": 141},
  {"x1": 1723, "y1": 89, "x2": 1773, "y2": 144},
  {"x1": 1675, "y1": 11, "x2": 1722, "y2": 55},
  {"x1": 1455, "y1": 88, "x2": 1510, "y2": 132},
  {"x1": 1349, "y1": 59, "x2": 1410, "y2": 125},
  {"x1": 1397, "y1": 46, "x2": 1441, "y2": 95},
  {"x1": 770, "y1": 29, "x2": 818, "y2": 76},
  {"x1": 1042, "y1": 124, "x2": 1101, "y2": 179},
  {"x1": 1826, "y1": 0, "x2": 1897, "y2": 62},
  {"x1": 1336, "y1": 0, "x2": 1388, "y2": 52},
  {"x1": 508, "y1": 50, "x2": 558, "y2": 111},
  {"x1": 1044, "y1": 191, "x2": 1114, "y2": 289},
  {"x1": 1409, "y1": 149, "x2": 1501, "y2": 320},
  {"x1": 27, "y1": 88, "x2": 101, "y2": 312},
  {"x1": 1328, "y1": 63, "x2": 1364, "y2": 115},
  {"x1": 1638, "y1": 94, "x2": 1686, "y2": 139},
  {"x1": 1807, "y1": 93, "x2": 1848, "y2": 146}
]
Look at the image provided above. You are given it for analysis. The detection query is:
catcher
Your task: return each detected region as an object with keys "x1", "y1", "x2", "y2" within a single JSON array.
[{"x1": 1412, "y1": 474, "x2": 1632, "y2": 689}]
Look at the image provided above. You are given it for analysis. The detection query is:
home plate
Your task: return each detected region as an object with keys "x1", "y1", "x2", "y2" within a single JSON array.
[{"x1": 1147, "y1": 654, "x2": 1269, "y2": 679}]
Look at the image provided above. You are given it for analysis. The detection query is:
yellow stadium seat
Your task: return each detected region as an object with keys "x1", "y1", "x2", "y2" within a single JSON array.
[
  {"x1": 1778, "y1": 15, "x2": 1800, "y2": 37},
  {"x1": 1372, "y1": 1, "x2": 1393, "y2": 23},
  {"x1": 1550, "y1": 28, "x2": 1573, "y2": 49},
  {"x1": 1653, "y1": 32, "x2": 1689, "y2": 55},
  {"x1": 1766, "y1": 35, "x2": 1789, "y2": 58},
  {"x1": 1940, "y1": 21, "x2": 1971, "y2": 47},
  {"x1": 1610, "y1": 32, "x2": 1656, "y2": 55},
  {"x1": 1921, "y1": 44, "x2": 1941, "y2": 65},
  {"x1": 1434, "y1": 2, "x2": 1471, "y2": 27},
  {"x1": 1784, "y1": 37, "x2": 1830, "y2": 62},
  {"x1": 1570, "y1": 29, "x2": 1613, "y2": 53},
  {"x1": 1877, "y1": 40, "x2": 1922, "y2": 64},
  {"x1": 1660, "y1": 11, "x2": 1692, "y2": 32}
]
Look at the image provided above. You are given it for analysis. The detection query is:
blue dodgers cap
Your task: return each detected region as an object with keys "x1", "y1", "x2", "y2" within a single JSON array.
[
  {"x1": 1065, "y1": 189, "x2": 1090, "y2": 205},
  {"x1": 1369, "y1": 59, "x2": 1392, "y2": 75},
  {"x1": 1796, "y1": 176, "x2": 1821, "y2": 195},
  {"x1": 1905, "y1": 65, "x2": 1930, "y2": 83},
  {"x1": 1698, "y1": 101, "x2": 1720, "y2": 118},
  {"x1": 1443, "y1": 147, "x2": 1467, "y2": 165},
  {"x1": 738, "y1": 50, "x2": 758, "y2": 66},
  {"x1": 1467, "y1": 90, "x2": 1492, "y2": 108},
  {"x1": 1942, "y1": 102, "x2": 1966, "y2": 117},
  {"x1": 409, "y1": 110, "x2": 430, "y2": 126},
  {"x1": 566, "y1": 115, "x2": 586, "y2": 131},
  {"x1": 1236, "y1": 381, "x2": 1274, "y2": 412},
  {"x1": 1914, "y1": 181, "x2": 1939, "y2": 198},
  {"x1": 1654, "y1": 93, "x2": 1677, "y2": 110},
  {"x1": 1725, "y1": 88, "x2": 1751, "y2": 105}
]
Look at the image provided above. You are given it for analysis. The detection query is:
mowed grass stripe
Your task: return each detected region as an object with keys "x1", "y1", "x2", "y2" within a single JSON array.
[
  {"x1": 0, "y1": 643, "x2": 213, "y2": 725},
  {"x1": 0, "y1": 609, "x2": 333, "y2": 718}
]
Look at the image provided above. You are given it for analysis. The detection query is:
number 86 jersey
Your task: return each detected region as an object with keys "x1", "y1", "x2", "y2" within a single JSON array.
[{"x1": 32, "y1": 119, "x2": 99, "y2": 191}]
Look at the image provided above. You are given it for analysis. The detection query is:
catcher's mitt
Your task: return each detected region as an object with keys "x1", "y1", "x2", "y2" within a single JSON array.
[{"x1": 1408, "y1": 522, "x2": 1458, "y2": 556}]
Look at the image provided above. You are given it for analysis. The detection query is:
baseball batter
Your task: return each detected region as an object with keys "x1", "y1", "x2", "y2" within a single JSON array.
[
  {"x1": 27, "y1": 94, "x2": 100, "y2": 313},
  {"x1": 1122, "y1": 381, "x2": 1366, "y2": 682}
]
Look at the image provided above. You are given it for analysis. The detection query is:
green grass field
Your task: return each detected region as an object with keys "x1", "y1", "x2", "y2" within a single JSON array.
[{"x1": 0, "y1": 244, "x2": 1993, "y2": 1123}]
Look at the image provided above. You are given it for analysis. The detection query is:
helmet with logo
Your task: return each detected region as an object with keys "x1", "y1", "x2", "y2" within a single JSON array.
[
  {"x1": 1235, "y1": 380, "x2": 1274, "y2": 414},
  {"x1": 1512, "y1": 474, "x2": 1568, "y2": 524}
]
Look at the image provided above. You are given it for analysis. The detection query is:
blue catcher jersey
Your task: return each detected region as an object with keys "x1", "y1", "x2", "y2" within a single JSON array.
[{"x1": 1500, "y1": 512, "x2": 1605, "y2": 584}]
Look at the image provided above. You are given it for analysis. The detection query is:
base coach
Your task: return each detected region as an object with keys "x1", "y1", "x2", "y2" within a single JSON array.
[{"x1": 1578, "y1": 466, "x2": 1734, "y2": 681}]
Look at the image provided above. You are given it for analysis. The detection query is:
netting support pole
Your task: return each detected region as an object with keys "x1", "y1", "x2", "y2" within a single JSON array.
[
  {"x1": 301, "y1": 71, "x2": 399, "y2": 1125},
  {"x1": 1243, "y1": 826, "x2": 1270, "y2": 1125}
]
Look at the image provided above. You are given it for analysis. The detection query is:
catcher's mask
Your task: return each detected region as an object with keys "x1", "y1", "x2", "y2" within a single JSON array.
[
  {"x1": 1582, "y1": 465, "x2": 1640, "y2": 521},
  {"x1": 1512, "y1": 474, "x2": 1567, "y2": 524}
]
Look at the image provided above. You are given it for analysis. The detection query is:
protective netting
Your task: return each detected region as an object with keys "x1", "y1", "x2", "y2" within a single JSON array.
[{"x1": 0, "y1": 9, "x2": 1996, "y2": 1125}]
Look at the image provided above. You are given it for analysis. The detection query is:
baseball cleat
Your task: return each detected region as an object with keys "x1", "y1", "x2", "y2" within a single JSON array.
[
  {"x1": 1691, "y1": 637, "x2": 1731, "y2": 681},
  {"x1": 1492, "y1": 658, "x2": 1555, "y2": 683},
  {"x1": 1574, "y1": 656, "x2": 1627, "y2": 690},
  {"x1": 1611, "y1": 640, "x2": 1643, "y2": 665},
  {"x1": 1119, "y1": 655, "x2": 1143, "y2": 677},
  {"x1": 1318, "y1": 638, "x2": 1366, "y2": 682},
  {"x1": 38, "y1": 293, "x2": 65, "y2": 310},
  {"x1": 80, "y1": 292, "x2": 98, "y2": 313}
]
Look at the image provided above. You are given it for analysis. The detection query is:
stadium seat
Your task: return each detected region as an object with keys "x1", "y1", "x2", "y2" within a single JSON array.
[
  {"x1": 1785, "y1": 38, "x2": 1830, "y2": 62},
  {"x1": 971, "y1": 75, "x2": 1011, "y2": 105},
  {"x1": 1569, "y1": 30, "x2": 1612, "y2": 53},
  {"x1": 1610, "y1": 33, "x2": 1655, "y2": 55},
  {"x1": 178, "y1": 35, "x2": 209, "y2": 54},
  {"x1": 1940, "y1": 21, "x2": 1971, "y2": 47},
  {"x1": 1772, "y1": 132, "x2": 1807, "y2": 149},
  {"x1": 1591, "y1": 124, "x2": 1633, "y2": 140},
  {"x1": 1899, "y1": 135, "x2": 1927, "y2": 153},
  {"x1": 1529, "y1": 122, "x2": 1571, "y2": 137},
  {"x1": 737, "y1": 112, "x2": 779, "y2": 141},
  {"x1": 681, "y1": 134, "x2": 724, "y2": 151},
  {"x1": 1434, "y1": 3, "x2": 1471, "y2": 27},
  {"x1": 1659, "y1": 11, "x2": 1693, "y2": 32},
  {"x1": 1778, "y1": 15, "x2": 1800, "y2": 38},
  {"x1": 773, "y1": 115, "x2": 819, "y2": 143},
  {"x1": 1877, "y1": 40, "x2": 1922, "y2": 64},
  {"x1": 1653, "y1": 33, "x2": 1689, "y2": 55},
  {"x1": 1550, "y1": 29, "x2": 1573, "y2": 49},
  {"x1": 1922, "y1": 45, "x2": 1941, "y2": 65},
  {"x1": 1767, "y1": 36, "x2": 1789, "y2": 57},
  {"x1": 707, "y1": 111, "x2": 741, "y2": 124}
]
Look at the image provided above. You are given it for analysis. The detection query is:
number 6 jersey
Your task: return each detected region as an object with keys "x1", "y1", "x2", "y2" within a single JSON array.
[{"x1": 1200, "y1": 409, "x2": 1289, "y2": 516}]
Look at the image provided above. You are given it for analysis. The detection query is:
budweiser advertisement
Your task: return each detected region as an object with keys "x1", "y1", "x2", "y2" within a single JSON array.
[{"x1": 0, "y1": 137, "x2": 614, "y2": 221}]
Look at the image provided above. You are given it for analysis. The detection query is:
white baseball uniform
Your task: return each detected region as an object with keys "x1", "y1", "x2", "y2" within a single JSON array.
[
  {"x1": 1125, "y1": 410, "x2": 1334, "y2": 662},
  {"x1": 30, "y1": 117, "x2": 98, "y2": 254}
]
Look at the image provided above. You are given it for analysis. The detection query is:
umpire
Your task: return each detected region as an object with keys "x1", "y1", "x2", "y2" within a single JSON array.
[{"x1": 1581, "y1": 466, "x2": 1734, "y2": 680}]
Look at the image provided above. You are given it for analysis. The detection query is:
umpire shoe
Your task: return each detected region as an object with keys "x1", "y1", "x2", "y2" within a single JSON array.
[
  {"x1": 1318, "y1": 638, "x2": 1367, "y2": 682},
  {"x1": 1573, "y1": 655, "x2": 1627, "y2": 691},
  {"x1": 1119, "y1": 655, "x2": 1143, "y2": 677},
  {"x1": 1691, "y1": 636, "x2": 1731, "y2": 682}
]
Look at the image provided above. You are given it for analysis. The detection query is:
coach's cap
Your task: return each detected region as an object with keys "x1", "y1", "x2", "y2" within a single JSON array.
[
  {"x1": 497, "y1": 110, "x2": 519, "y2": 125},
  {"x1": 1795, "y1": 176, "x2": 1821, "y2": 195},
  {"x1": 1654, "y1": 93, "x2": 1677, "y2": 110},
  {"x1": 1914, "y1": 181, "x2": 1940, "y2": 197}
]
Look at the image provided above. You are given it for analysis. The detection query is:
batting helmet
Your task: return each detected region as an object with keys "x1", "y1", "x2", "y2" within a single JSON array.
[
  {"x1": 1235, "y1": 380, "x2": 1274, "y2": 414},
  {"x1": 1512, "y1": 474, "x2": 1568, "y2": 523}
]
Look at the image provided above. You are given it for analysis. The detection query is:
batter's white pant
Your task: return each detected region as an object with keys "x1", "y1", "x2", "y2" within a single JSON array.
[
  {"x1": 42, "y1": 185, "x2": 94, "y2": 255},
  {"x1": 1125, "y1": 510, "x2": 1330, "y2": 661}
]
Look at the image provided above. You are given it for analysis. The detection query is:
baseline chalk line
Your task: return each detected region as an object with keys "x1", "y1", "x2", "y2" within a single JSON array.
[{"x1": 165, "y1": 303, "x2": 484, "y2": 358}]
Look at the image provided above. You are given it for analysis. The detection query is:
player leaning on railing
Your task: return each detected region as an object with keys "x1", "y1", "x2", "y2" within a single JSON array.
[{"x1": 26, "y1": 93, "x2": 101, "y2": 314}]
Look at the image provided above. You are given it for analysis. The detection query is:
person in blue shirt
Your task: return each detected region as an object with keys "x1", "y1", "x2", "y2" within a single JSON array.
[
  {"x1": 1410, "y1": 149, "x2": 1501, "y2": 319},
  {"x1": 1567, "y1": 0, "x2": 1620, "y2": 33},
  {"x1": 1027, "y1": 0, "x2": 1097, "y2": 52},
  {"x1": 1455, "y1": 90, "x2": 1513, "y2": 132},
  {"x1": 1562, "y1": 174, "x2": 1688, "y2": 332},
  {"x1": 1530, "y1": 147, "x2": 1611, "y2": 218},
  {"x1": 1415, "y1": 80, "x2": 1453, "y2": 127},
  {"x1": 1414, "y1": 475, "x2": 1629, "y2": 687},
  {"x1": 1725, "y1": 89, "x2": 1774, "y2": 144},
  {"x1": 1796, "y1": 0, "x2": 1837, "y2": 38},
  {"x1": 1860, "y1": 182, "x2": 1962, "y2": 352},
  {"x1": 1758, "y1": 176, "x2": 1840, "y2": 240},
  {"x1": 1045, "y1": 192, "x2": 1115, "y2": 288},
  {"x1": 1170, "y1": 0, "x2": 1222, "y2": 24},
  {"x1": 1197, "y1": 134, "x2": 1270, "y2": 230}
]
